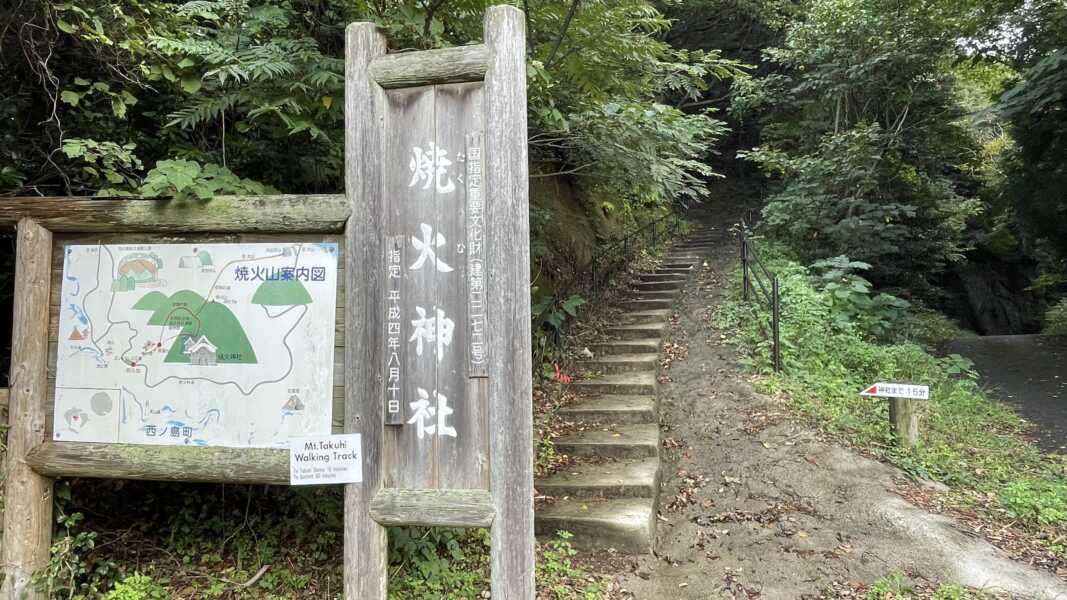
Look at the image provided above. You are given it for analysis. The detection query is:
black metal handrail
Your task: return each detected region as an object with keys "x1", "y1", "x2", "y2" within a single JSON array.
[
  {"x1": 739, "y1": 220, "x2": 782, "y2": 372},
  {"x1": 587, "y1": 213, "x2": 681, "y2": 296}
]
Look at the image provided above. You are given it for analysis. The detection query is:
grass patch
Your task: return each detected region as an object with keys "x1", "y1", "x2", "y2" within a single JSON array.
[{"x1": 718, "y1": 252, "x2": 1067, "y2": 528}]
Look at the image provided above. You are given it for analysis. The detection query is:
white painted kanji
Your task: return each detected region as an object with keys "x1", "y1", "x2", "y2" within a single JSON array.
[
  {"x1": 407, "y1": 388, "x2": 457, "y2": 439},
  {"x1": 408, "y1": 306, "x2": 455, "y2": 361},
  {"x1": 408, "y1": 142, "x2": 456, "y2": 194},
  {"x1": 409, "y1": 223, "x2": 454, "y2": 273}
]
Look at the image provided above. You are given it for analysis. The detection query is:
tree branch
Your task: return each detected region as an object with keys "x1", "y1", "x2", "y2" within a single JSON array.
[{"x1": 544, "y1": 0, "x2": 581, "y2": 67}]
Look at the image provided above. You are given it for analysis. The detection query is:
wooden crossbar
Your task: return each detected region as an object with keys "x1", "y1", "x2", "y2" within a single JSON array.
[
  {"x1": 25, "y1": 442, "x2": 290, "y2": 485},
  {"x1": 369, "y1": 489, "x2": 495, "y2": 528},
  {"x1": 370, "y1": 44, "x2": 489, "y2": 89},
  {"x1": 0, "y1": 194, "x2": 348, "y2": 233}
]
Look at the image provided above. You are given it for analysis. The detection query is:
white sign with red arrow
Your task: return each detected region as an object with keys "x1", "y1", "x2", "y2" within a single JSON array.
[{"x1": 860, "y1": 382, "x2": 930, "y2": 400}]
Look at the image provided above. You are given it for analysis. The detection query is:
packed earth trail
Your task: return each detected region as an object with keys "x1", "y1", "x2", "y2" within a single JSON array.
[{"x1": 607, "y1": 205, "x2": 1067, "y2": 600}]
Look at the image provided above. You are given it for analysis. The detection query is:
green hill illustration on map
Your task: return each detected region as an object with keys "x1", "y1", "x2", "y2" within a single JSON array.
[
  {"x1": 250, "y1": 279, "x2": 312, "y2": 306},
  {"x1": 132, "y1": 290, "x2": 258, "y2": 364}
]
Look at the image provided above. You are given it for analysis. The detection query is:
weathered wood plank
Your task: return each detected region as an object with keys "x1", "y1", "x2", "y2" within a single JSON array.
[
  {"x1": 484, "y1": 7, "x2": 536, "y2": 600},
  {"x1": 0, "y1": 194, "x2": 348, "y2": 233},
  {"x1": 890, "y1": 398, "x2": 920, "y2": 447},
  {"x1": 343, "y1": 21, "x2": 390, "y2": 600},
  {"x1": 369, "y1": 488, "x2": 495, "y2": 527},
  {"x1": 1, "y1": 219, "x2": 55, "y2": 600},
  {"x1": 370, "y1": 45, "x2": 488, "y2": 89},
  {"x1": 435, "y1": 82, "x2": 489, "y2": 490},
  {"x1": 384, "y1": 85, "x2": 438, "y2": 490},
  {"x1": 25, "y1": 442, "x2": 289, "y2": 484}
]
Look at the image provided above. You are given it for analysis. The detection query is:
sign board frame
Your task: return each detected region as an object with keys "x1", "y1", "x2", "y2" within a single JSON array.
[{"x1": 0, "y1": 6, "x2": 533, "y2": 600}]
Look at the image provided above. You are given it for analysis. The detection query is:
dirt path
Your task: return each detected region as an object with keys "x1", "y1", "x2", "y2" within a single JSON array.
[
  {"x1": 612, "y1": 209, "x2": 1067, "y2": 599},
  {"x1": 946, "y1": 335, "x2": 1066, "y2": 454}
]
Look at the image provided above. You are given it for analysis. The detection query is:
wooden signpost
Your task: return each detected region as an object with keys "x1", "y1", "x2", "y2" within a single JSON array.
[
  {"x1": 0, "y1": 6, "x2": 532, "y2": 599},
  {"x1": 344, "y1": 6, "x2": 532, "y2": 599},
  {"x1": 860, "y1": 382, "x2": 930, "y2": 447}
]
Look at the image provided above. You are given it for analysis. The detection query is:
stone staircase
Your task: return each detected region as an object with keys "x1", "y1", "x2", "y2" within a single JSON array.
[{"x1": 534, "y1": 226, "x2": 716, "y2": 553}]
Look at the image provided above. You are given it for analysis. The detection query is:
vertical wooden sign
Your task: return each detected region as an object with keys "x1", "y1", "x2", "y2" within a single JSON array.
[{"x1": 344, "y1": 6, "x2": 533, "y2": 599}]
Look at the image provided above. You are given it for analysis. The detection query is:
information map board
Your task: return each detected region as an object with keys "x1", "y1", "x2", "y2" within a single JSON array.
[{"x1": 53, "y1": 242, "x2": 339, "y2": 448}]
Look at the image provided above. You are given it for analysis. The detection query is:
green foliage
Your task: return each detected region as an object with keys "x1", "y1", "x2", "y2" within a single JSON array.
[
  {"x1": 536, "y1": 531, "x2": 608, "y2": 599},
  {"x1": 1000, "y1": 480, "x2": 1067, "y2": 525},
  {"x1": 532, "y1": 289, "x2": 586, "y2": 371},
  {"x1": 865, "y1": 572, "x2": 911, "y2": 599},
  {"x1": 37, "y1": 484, "x2": 120, "y2": 599},
  {"x1": 60, "y1": 139, "x2": 143, "y2": 190},
  {"x1": 103, "y1": 574, "x2": 168, "y2": 600},
  {"x1": 720, "y1": 250, "x2": 1067, "y2": 527},
  {"x1": 388, "y1": 527, "x2": 491, "y2": 599},
  {"x1": 39, "y1": 478, "x2": 611, "y2": 598},
  {"x1": 998, "y1": 49, "x2": 1067, "y2": 257},
  {"x1": 1044, "y1": 299, "x2": 1067, "y2": 335},
  {"x1": 734, "y1": 0, "x2": 984, "y2": 291},
  {"x1": 139, "y1": 159, "x2": 275, "y2": 199},
  {"x1": 4, "y1": 0, "x2": 732, "y2": 209},
  {"x1": 812, "y1": 256, "x2": 911, "y2": 339}
]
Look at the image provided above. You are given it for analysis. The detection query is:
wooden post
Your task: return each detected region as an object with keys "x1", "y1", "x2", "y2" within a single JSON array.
[
  {"x1": 740, "y1": 230, "x2": 750, "y2": 301},
  {"x1": 485, "y1": 6, "x2": 535, "y2": 599},
  {"x1": 889, "y1": 398, "x2": 919, "y2": 447},
  {"x1": 771, "y1": 275, "x2": 781, "y2": 373},
  {"x1": 1, "y1": 219, "x2": 54, "y2": 600},
  {"x1": 343, "y1": 22, "x2": 389, "y2": 600}
]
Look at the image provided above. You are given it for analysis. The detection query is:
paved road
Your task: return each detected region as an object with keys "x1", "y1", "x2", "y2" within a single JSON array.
[{"x1": 946, "y1": 335, "x2": 1066, "y2": 454}]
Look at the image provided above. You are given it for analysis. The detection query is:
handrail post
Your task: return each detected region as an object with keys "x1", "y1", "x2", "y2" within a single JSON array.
[
  {"x1": 772, "y1": 275, "x2": 781, "y2": 372},
  {"x1": 740, "y1": 229, "x2": 750, "y2": 302}
]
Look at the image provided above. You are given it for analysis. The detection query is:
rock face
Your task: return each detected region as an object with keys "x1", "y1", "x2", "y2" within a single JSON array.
[
  {"x1": 946, "y1": 254, "x2": 1046, "y2": 335},
  {"x1": 533, "y1": 227, "x2": 715, "y2": 553}
]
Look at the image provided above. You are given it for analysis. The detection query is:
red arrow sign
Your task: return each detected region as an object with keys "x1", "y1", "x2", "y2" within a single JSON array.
[{"x1": 861, "y1": 384, "x2": 878, "y2": 396}]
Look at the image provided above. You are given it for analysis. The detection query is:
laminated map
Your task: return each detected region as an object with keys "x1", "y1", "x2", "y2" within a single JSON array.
[{"x1": 53, "y1": 242, "x2": 339, "y2": 448}]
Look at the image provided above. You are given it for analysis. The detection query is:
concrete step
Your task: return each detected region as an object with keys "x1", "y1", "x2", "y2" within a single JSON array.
[
  {"x1": 553, "y1": 423, "x2": 660, "y2": 458},
  {"x1": 570, "y1": 372, "x2": 657, "y2": 396},
  {"x1": 621, "y1": 298, "x2": 673, "y2": 310},
  {"x1": 660, "y1": 260, "x2": 698, "y2": 269},
  {"x1": 605, "y1": 322, "x2": 667, "y2": 341},
  {"x1": 590, "y1": 339, "x2": 661, "y2": 356},
  {"x1": 536, "y1": 457, "x2": 660, "y2": 498},
  {"x1": 558, "y1": 394, "x2": 657, "y2": 424},
  {"x1": 655, "y1": 267, "x2": 694, "y2": 277},
  {"x1": 535, "y1": 498, "x2": 655, "y2": 553},
  {"x1": 619, "y1": 309, "x2": 672, "y2": 324},
  {"x1": 634, "y1": 280, "x2": 685, "y2": 291},
  {"x1": 580, "y1": 353, "x2": 658, "y2": 374},
  {"x1": 639, "y1": 273, "x2": 688, "y2": 282},
  {"x1": 630, "y1": 290, "x2": 678, "y2": 301}
]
